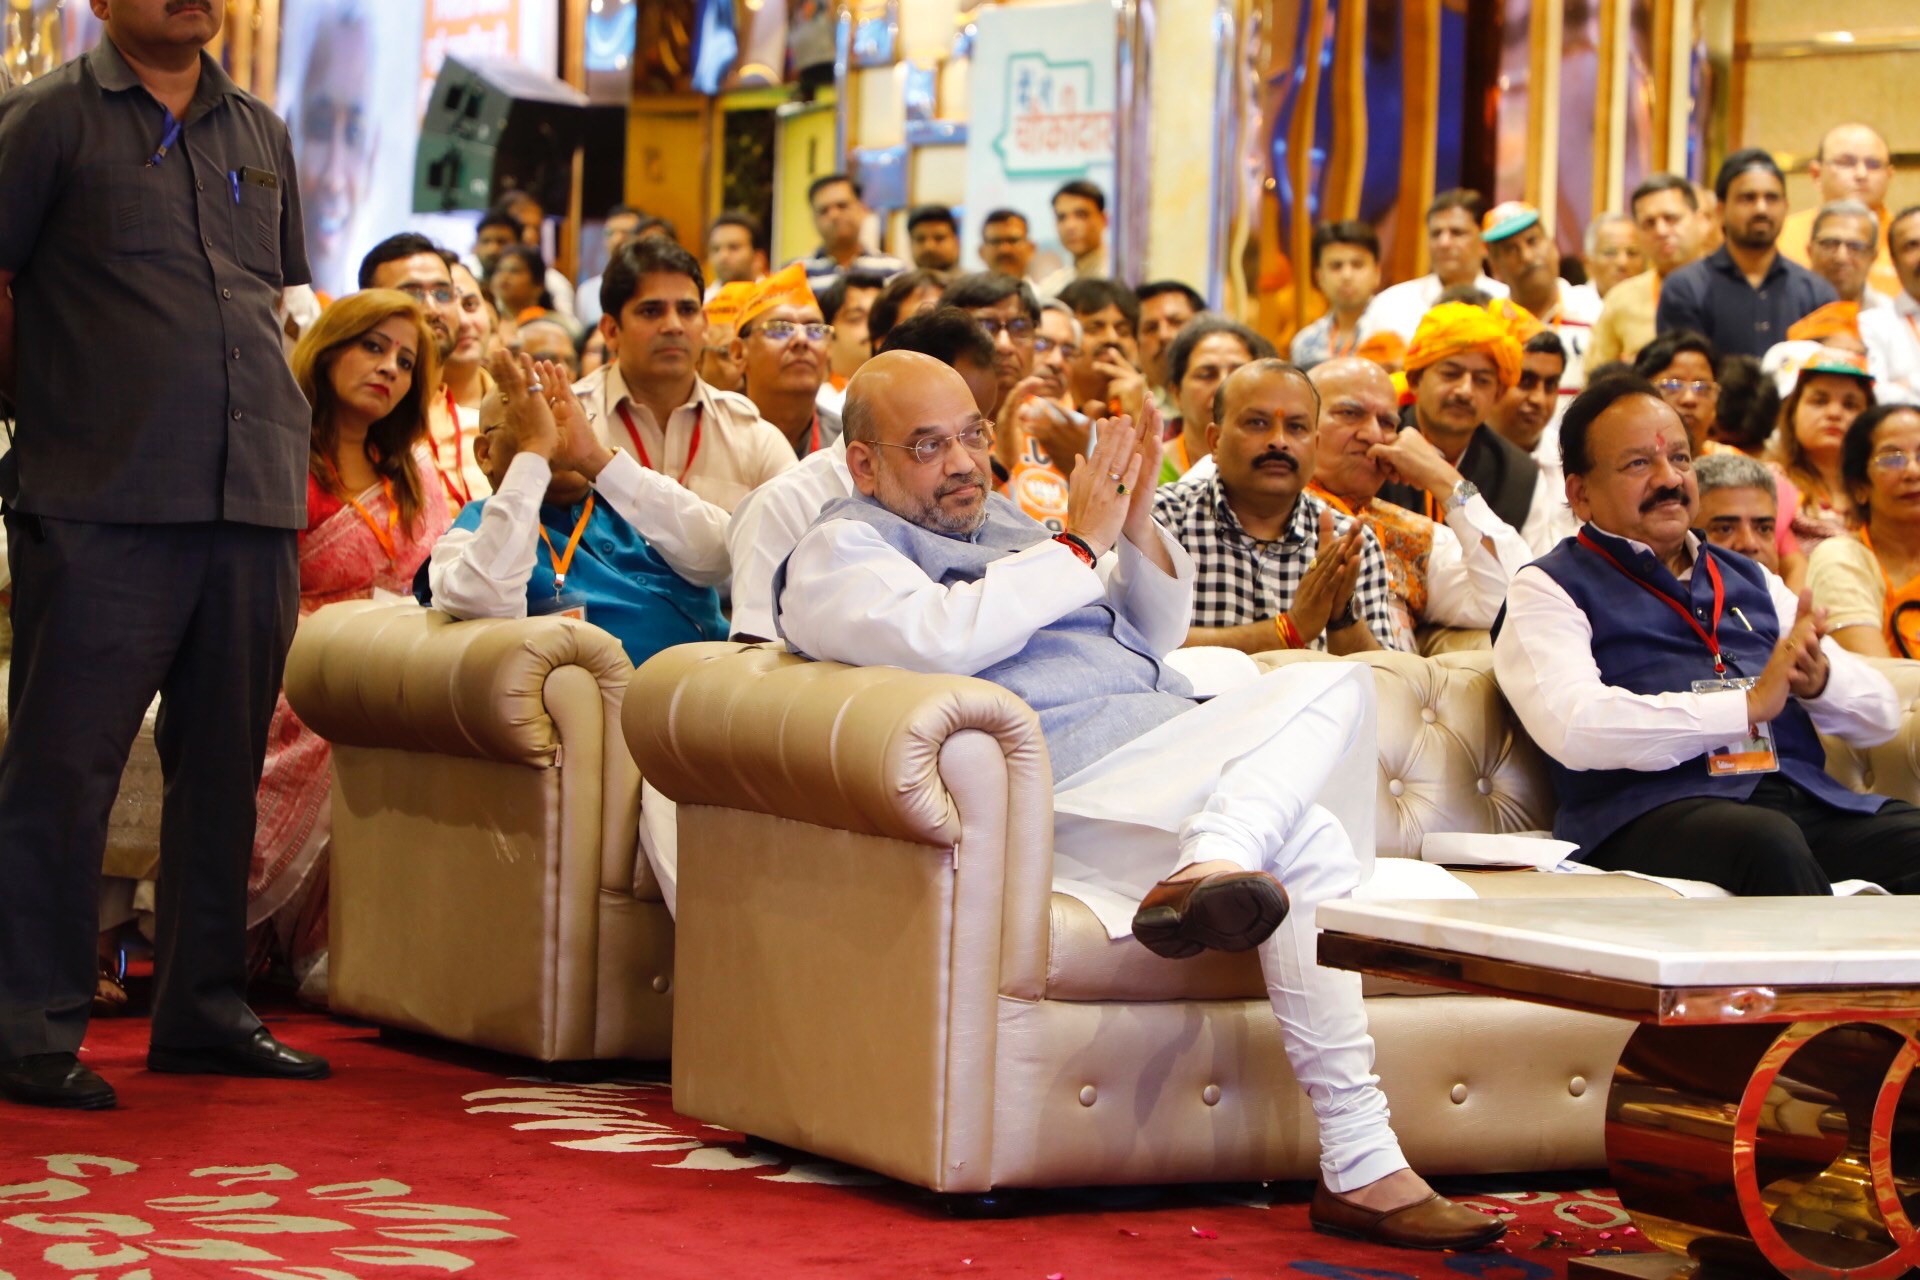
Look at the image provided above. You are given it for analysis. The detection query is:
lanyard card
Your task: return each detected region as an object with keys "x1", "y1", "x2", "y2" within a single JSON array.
[
  {"x1": 1693, "y1": 677, "x2": 1779, "y2": 775},
  {"x1": 530, "y1": 589, "x2": 590, "y2": 623}
]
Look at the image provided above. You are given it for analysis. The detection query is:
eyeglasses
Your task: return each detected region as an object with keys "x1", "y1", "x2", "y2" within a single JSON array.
[
  {"x1": 757, "y1": 320, "x2": 835, "y2": 344},
  {"x1": 1870, "y1": 450, "x2": 1920, "y2": 473},
  {"x1": 396, "y1": 283, "x2": 457, "y2": 306},
  {"x1": 871, "y1": 422, "x2": 996, "y2": 465},
  {"x1": 1813, "y1": 236, "x2": 1874, "y2": 257},
  {"x1": 1826, "y1": 154, "x2": 1889, "y2": 173},
  {"x1": 1654, "y1": 378, "x2": 1716, "y2": 398},
  {"x1": 975, "y1": 317, "x2": 1034, "y2": 340},
  {"x1": 1034, "y1": 336, "x2": 1081, "y2": 358}
]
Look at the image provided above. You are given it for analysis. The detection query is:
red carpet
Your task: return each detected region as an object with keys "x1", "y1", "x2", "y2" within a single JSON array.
[{"x1": 1, "y1": 1007, "x2": 1657, "y2": 1278}]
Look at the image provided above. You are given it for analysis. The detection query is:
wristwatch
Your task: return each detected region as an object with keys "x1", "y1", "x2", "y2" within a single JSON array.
[
  {"x1": 1326, "y1": 604, "x2": 1361, "y2": 632},
  {"x1": 1443, "y1": 479, "x2": 1480, "y2": 514}
]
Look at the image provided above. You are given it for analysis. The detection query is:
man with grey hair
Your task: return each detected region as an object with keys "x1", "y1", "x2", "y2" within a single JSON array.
[
  {"x1": 1694, "y1": 449, "x2": 1784, "y2": 576},
  {"x1": 1581, "y1": 212, "x2": 1646, "y2": 303},
  {"x1": 777, "y1": 350, "x2": 1506, "y2": 1250},
  {"x1": 1807, "y1": 200, "x2": 1892, "y2": 310}
]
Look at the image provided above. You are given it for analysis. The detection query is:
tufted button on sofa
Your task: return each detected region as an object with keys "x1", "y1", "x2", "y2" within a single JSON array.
[
  {"x1": 622, "y1": 641, "x2": 1920, "y2": 1193},
  {"x1": 285, "y1": 600, "x2": 672, "y2": 1062}
]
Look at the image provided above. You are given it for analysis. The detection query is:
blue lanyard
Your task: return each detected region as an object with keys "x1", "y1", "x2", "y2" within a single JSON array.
[{"x1": 147, "y1": 109, "x2": 183, "y2": 167}]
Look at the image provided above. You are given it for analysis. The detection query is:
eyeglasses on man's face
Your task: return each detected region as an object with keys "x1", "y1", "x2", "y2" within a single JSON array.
[
  {"x1": 1654, "y1": 378, "x2": 1716, "y2": 399},
  {"x1": 1034, "y1": 336, "x2": 1081, "y2": 359},
  {"x1": 871, "y1": 422, "x2": 997, "y2": 465},
  {"x1": 974, "y1": 317, "x2": 1034, "y2": 340},
  {"x1": 757, "y1": 320, "x2": 835, "y2": 344},
  {"x1": 397, "y1": 283, "x2": 457, "y2": 306},
  {"x1": 1813, "y1": 236, "x2": 1874, "y2": 258}
]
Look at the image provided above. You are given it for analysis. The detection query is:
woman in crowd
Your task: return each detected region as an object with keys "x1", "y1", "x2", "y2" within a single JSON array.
[
  {"x1": 445, "y1": 261, "x2": 499, "y2": 414},
  {"x1": 489, "y1": 244, "x2": 577, "y2": 339},
  {"x1": 253, "y1": 290, "x2": 452, "y2": 997},
  {"x1": 1635, "y1": 332, "x2": 1802, "y2": 579},
  {"x1": 1809, "y1": 404, "x2": 1920, "y2": 658},
  {"x1": 1773, "y1": 350, "x2": 1877, "y2": 553}
]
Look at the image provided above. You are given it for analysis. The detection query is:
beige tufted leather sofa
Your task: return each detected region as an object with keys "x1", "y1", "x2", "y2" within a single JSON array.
[
  {"x1": 284, "y1": 600, "x2": 673, "y2": 1062},
  {"x1": 623, "y1": 642, "x2": 1920, "y2": 1193}
]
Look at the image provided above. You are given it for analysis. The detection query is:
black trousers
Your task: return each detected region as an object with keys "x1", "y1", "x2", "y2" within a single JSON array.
[
  {"x1": 0, "y1": 515, "x2": 296, "y2": 1059},
  {"x1": 1585, "y1": 773, "x2": 1920, "y2": 895}
]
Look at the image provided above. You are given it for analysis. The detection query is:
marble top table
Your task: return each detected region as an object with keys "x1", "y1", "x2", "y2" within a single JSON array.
[{"x1": 1316, "y1": 896, "x2": 1920, "y2": 1026}]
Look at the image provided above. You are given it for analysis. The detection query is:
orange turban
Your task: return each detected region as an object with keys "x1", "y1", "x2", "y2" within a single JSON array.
[
  {"x1": 704, "y1": 281, "x2": 757, "y2": 331},
  {"x1": 1786, "y1": 301, "x2": 1860, "y2": 343},
  {"x1": 738, "y1": 263, "x2": 819, "y2": 331},
  {"x1": 1355, "y1": 330, "x2": 1406, "y2": 373},
  {"x1": 1404, "y1": 301, "x2": 1527, "y2": 389}
]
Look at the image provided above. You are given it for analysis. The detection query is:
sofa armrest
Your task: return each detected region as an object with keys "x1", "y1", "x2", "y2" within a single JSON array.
[
  {"x1": 286, "y1": 600, "x2": 635, "y2": 768},
  {"x1": 1822, "y1": 655, "x2": 1920, "y2": 805}
]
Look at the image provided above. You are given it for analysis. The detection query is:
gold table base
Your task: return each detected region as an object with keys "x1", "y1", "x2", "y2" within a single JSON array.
[{"x1": 1317, "y1": 933, "x2": 1920, "y2": 1280}]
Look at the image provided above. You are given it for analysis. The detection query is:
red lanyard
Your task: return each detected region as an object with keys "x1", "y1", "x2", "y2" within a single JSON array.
[
  {"x1": 806, "y1": 415, "x2": 820, "y2": 455},
  {"x1": 618, "y1": 402, "x2": 704, "y2": 483},
  {"x1": 538, "y1": 496, "x2": 595, "y2": 593},
  {"x1": 324, "y1": 456, "x2": 399, "y2": 565},
  {"x1": 1328, "y1": 321, "x2": 1361, "y2": 359},
  {"x1": 436, "y1": 388, "x2": 472, "y2": 507},
  {"x1": 1578, "y1": 530, "x2": 1727, "y2": 675}
]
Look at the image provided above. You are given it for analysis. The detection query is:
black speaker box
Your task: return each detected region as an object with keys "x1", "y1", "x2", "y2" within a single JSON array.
[{"x1": 413, "y1": 56, "x2": 625, "y2": 216}]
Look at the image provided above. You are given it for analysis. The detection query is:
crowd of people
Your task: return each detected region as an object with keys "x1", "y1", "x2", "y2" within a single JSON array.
[{"x1": 2, "y1": 0, "x2": 1919, "y2": 1253}]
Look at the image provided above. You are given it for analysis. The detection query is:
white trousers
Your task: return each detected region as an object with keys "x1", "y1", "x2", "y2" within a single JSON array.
[{"x1": 1051, "y1": 663, "x2": 1405, "y2": 1193}]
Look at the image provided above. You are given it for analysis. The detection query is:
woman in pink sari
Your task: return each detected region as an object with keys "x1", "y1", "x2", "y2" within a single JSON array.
[{"x1": 252, "y1": 290, "x2": 452, "y2": 997}]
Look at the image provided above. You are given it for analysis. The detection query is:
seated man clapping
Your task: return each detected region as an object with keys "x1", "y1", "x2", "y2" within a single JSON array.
[
  {"x1": 1493, "y1": 375, "x2": 1918, "y2": 894},
  {"x1": 428, "y1": 351, "x2": 731, "y2": 663},
  {"x1": 774, "y1": 350, "x2": 1504, "y2": 1251}
]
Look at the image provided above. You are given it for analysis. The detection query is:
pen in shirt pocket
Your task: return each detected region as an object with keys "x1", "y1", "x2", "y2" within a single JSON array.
[
  {"x1": 228, "y1": 170, "x2": 241, "y2": 206},
  {"x1": 1733, "y1": 606, "x2": 1754, "y2": 631}
]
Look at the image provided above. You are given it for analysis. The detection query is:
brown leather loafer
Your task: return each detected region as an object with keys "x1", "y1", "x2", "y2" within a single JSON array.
[
  {"x1": 1130, "y1": 870, "x2": 1289, "y2": 959},
  {"x1": 1309, "y1": 1181, "x2": 1506, "y2": 1251}
]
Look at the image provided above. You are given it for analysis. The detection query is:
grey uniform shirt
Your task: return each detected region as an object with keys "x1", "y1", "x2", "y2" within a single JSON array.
[{"x1": 0, "y1": 38, "x2": 311, "y2": 528}]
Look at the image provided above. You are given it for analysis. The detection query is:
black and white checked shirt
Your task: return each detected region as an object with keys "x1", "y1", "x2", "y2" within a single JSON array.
[{"x1": 1153, "y1": 472, "x2": 1401, "y2": 651}]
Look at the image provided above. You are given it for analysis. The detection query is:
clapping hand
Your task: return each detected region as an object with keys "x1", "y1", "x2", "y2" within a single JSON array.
[
  {"x1": 1286, "y1": 510, "x2": 1367, "y2": 644},
  {"x1": 1748, "y1": 590, "x2": 1829, "y2": 722},
  {"x1": 531, "y1": 358, "x2": 615, "y2": 479},
  {"x1": 490, "y1": 349, "x2": 558, "y2": 461},
  {"x1": 1063, "y1": 412, "x2": 1146, "y2": 557}
]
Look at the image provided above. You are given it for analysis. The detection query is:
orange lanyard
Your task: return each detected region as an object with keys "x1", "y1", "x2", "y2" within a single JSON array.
[
  {"x1": 537, "y1": 496, "x2": 595, "y2": 594},
  {"x1": 436, "y1": 388, "x2": 473, "y2": 507},
  {"x1": 1171, "y1": 435, "x2": 1191, "y2": 474},
  {"x1": 618, "y1": 403, "x2": 704, "y2": 483},
  {"x1": 1307, "y1": 482, "x2": 1355, "y2": 517},
  {"x1": 1328, "y1": 321, "x2": 1361, "y2": 359},
  {"x1": 324, "y1": 457, "x2": 399, "y2": 564}
]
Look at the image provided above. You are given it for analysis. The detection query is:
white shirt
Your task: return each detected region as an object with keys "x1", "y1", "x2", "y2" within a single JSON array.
[
  {"x1": 1861, "y1": 294, "x2": 1920, "y2": 407},
  {"x1": 780, "y1": 514, "x2": 1195, "y2": 676},
  {"x1": 1493, "y1": 531, "x2": 1898, "y2": 772},
  {"x1": 1518, "y1": 466, "x2": 1578, "y2": 557},
  {"x1": 726, "y1": 438, "x2": 854, "y2": 641},
  {"x1": 572, "y1": 364, "x2": 796, "y2": 513},
  {"x1": 1036, "y1": 246, "x2": 1114, "y2": 300},
  {"x1": 1420, "y1": 495, "x2": 1536, "y2": 630},
  {"x1": 576, "y1": 273, "x2": 605, "y2": 330},
  {"x1": 1361, "y1": 273, "x2": 1509, "y2": 344},
  {"x1": 1541, "y1": 279, "x2": 1604, "y2": 391},
  {"x1": 428, "y1": 448, "x2": 732, "y2": 622}
]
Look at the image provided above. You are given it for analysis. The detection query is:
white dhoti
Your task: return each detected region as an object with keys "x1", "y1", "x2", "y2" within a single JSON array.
[{"x1": 1050, "y1": 661, "x2": 1405, "y2": 1193}]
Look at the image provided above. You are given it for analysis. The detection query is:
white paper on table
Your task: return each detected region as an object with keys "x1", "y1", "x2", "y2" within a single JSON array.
[
  {"x1": 1356, "y1": 857, "x2": 1480, "y2": 901},
  {"x1": 1419, "y1": 830, "x2": 1577, "y2": 870}
]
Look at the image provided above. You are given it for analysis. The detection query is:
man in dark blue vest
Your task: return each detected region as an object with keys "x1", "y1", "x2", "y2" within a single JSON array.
[
  {"x1": 1493, "y1": 374, "x2": 1918, "y2": 894},
  {"x1": 775, "y1": 351, "x2": 1505, "y2": 1250}
]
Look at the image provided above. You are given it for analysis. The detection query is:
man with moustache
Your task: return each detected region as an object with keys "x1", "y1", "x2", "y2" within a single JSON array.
[
  {"x1": 979, "y1": 208, "x2": 1038, "y2": 282},
  {"x1": 777, "y1": 352, "x2": 1504, "y2": 1251},
  {"x1": 430, "y1": 350, "x2": 729, "y2": 661},
  {"x1": 907, "y1": 206, "x2": 962, "y2": 273},
  {"x1": 1859, "y1": 206, "x2": 1920, "y2": 403},
  {"x1": 1493, "y1": 376, "x2": 1916, "y2": 894},
  {"x1": 735, "y1": 265, "x2": 841, "y2": 458},
  {"x1": 1583, "y1": 213, "x2": 1647, "y2": 301},
  {"x1": 0, "y1": 0, "x2": 329, "y2": 1107},
  {"x1": 706, "y1": 211, "x2": 769, "y2": 294},
  {"x1": 799, "y1": 173, "x2": 906, "y2": 284},
  {"x1": 1137, "y1": 281, "x2": 1205, "y2": 411},
  {"x1": 1058, "y1": 277, "x2": 1148, "y2": 418},
  {"x1": 1803, "y1": 202, "x2": 1893, "y2": 310},
  {"x1": 816, "y1": 269, "x2": 887, "y2": 414},
  {"x1": 1780, "y1": 123, "x2": 1903, "y2": 304},
  {"x1": 1365, "y1": 190, "x2": 1509, "y2": 344},
  {"x1": 1036, "y1": 180, "x2": 1111, "y2": 297},
  {"x1": 1159, "y1": 316, "x2": 1276, "y2": 482},
  {"x1": 1381, "y1": 302, "x2": 1569, "y2": 554},
  {"x1": 360, "y1": 233, "x2": 488, "y2": 512},
  {"x1": 1693, "y1": 450, "x2": 1786, "y2": 577},
  {"x1": 1308, "y1": 358, "x2": 1533, "y2": 650},
  {"x1": 1590, "y1": 174, "x2": 1706, "y2": 366},
  {"x1": 1657, "y1": 150, "x2": 1837, "y2": 359},
  {"x1": 1489, "y1": 332, "x2": 1568, "y2": 460},
  {"x1": 1482, "y1": 202, "x2": 1602, "y2": 389},
  {"x1": 1154, "y1": 360, "x2": 1398, "y2": 653},
  {"x1": 573, "y1": 237, "x2": 792, "y2": 512}
]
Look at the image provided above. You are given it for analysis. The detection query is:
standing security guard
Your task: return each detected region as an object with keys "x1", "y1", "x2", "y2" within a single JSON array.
[{"x1": 0, "y1": 0, "x2": 330, "y2": 1108}]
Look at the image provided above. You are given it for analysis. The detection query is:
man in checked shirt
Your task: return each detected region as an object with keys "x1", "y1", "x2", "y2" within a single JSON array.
[{"x1": 1153, "y1": 359, "x2": 1401, "y2": 652}]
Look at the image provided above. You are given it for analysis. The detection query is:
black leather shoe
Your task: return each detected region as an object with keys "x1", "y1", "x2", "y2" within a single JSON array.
[
  {"x1": 0, "y1": 1053, "x2": 117, "y2": 1110},
  {"x1": 147, "y1": 1028, "x2": 331, "y2": 1080}
]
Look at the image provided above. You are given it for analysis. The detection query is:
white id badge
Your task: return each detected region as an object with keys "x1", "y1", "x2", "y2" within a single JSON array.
[
  {"x1": 1692, "y1": 677, "x2": 1779, "y2": 775},
  {"x1": 530, "y1": 590, "x2": 589, "y2": 623}
]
